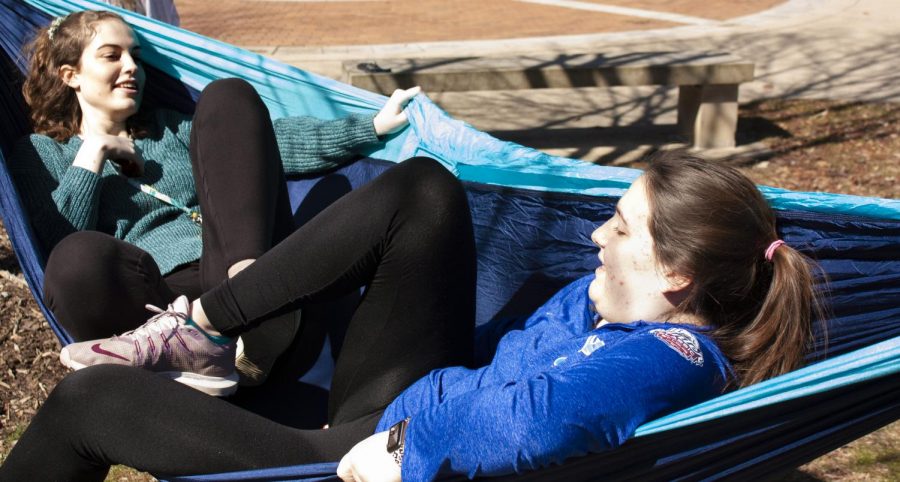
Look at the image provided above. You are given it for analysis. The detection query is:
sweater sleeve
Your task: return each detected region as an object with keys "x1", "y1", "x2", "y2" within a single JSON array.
[
  {"x1": 273, "y1": 113, "x2": 379, "y2": 175},
  {"x1": 397, "y1": 330, "x2": 727, "y2": 481},
  {"x1": 8, "y1": 135, "x2": 102, "y2": 250}
]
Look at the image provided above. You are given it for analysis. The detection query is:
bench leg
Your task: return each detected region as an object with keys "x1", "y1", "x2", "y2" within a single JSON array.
[{"x1": 677, "y1": 84, "x2": 739, "y2": 149}]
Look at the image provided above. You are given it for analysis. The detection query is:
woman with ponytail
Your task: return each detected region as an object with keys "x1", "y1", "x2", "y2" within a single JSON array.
[{"x1": 1, "y1": 144, "x2": 825, "y2": 480}]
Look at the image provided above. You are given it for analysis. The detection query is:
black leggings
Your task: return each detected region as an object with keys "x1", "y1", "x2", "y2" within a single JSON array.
[
  {"x1": 0, "y1": 157, "x2": 476, "y2": 481},
  {"x1": 42, "y1": 78, "x2": 295, "y2": 341}
]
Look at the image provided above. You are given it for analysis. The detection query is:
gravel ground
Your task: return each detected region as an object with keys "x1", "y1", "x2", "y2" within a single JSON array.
[{"x1": 0, "y1": 98, "x2": 897, "y2": 481}]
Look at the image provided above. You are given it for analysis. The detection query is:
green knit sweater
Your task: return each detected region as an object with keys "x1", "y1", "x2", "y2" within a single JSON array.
[{"x1": 10, "y1": 108, "x2": 380, "y2": 275}]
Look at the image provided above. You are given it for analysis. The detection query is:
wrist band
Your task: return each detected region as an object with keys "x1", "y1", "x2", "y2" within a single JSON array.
[{"x1": 387, "y1": 418, "x2": 410, "y2": 468}]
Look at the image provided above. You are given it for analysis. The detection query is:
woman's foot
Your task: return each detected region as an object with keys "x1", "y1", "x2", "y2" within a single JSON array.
[
  {"x1": 233, "y1": 310, "x2": 301, "y2": 386},
  {"x1": 58, "y1": 296, "x2": 239, "y2": 396},
  {"x1": 226, "y1": 258, "x2": 302, "y2": 387}
]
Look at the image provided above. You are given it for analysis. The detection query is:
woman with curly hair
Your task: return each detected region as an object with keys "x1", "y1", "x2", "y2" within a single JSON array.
[{"x1": 9, "y1": 10, "x2": 420, "y2": 388}]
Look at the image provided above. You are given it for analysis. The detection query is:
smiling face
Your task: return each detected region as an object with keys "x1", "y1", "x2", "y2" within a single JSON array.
[
  {"x1": 60, "y1": 19, "x2": 145, "y2": 134},
  {"x1": 588, "y1": 176, "x2": 691, "y2": 324}
]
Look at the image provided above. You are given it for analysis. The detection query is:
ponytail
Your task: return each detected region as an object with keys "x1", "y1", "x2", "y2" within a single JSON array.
[{"x1": 715, "y1": 243, "x2": 826, "y2": 387}]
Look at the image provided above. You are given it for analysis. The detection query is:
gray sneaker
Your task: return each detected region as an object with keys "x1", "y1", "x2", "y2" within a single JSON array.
[{"x1": 59, "y1": 296, "x2": 239, "y2": 396}]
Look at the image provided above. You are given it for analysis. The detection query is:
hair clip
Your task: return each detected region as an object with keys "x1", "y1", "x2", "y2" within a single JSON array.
[{"x1": 47, "y1": 16, "x2": 65, "y2": 41}]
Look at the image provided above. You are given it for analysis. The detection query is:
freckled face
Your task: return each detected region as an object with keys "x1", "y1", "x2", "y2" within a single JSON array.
[
  {"x1": 588, "y1": 177, "x2": 676, "y2": 324},
  {"x1": 66, "y1": 19, "x2": 145, "y2": 127}
]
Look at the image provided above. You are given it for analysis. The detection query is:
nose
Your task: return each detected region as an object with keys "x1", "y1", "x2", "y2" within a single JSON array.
[
  {"x1": 591, "y1": 223, "x2": 608, "y2": 249},
  {"x1": 122, "y1": 53, "x2": 139, "y2": 74}
]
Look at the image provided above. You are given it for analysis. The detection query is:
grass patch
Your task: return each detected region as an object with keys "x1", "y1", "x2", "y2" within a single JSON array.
[
  {"x1": 3, "y1": 424, "x2": 26, "y2": 444},
  {"x1": 851, "y1": 445, "x2": 900, "y2": 473},
  {"x1": 106, "y1": 465, "x2": 156, "y2": 482},
  {"x1": 0, "y1": 423, "x2": 27, "y2": 465}
]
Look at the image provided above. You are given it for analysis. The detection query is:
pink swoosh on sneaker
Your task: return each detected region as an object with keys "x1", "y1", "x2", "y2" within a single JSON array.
[{"x1": 91, "y1": 343, "x2": 130, "y2": 362}]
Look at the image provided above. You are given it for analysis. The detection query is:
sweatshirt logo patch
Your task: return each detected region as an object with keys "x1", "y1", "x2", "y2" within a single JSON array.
[
  {"x1": 579, "y1": 335, "x2": 605, "y2": 356},
  {"x1": 650, "y1": 328, "x2": 704, "y2": 366}
]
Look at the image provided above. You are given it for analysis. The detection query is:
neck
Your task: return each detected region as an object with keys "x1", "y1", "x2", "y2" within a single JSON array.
[
  {"x1": 80, "y1": 119, "x2": 129, "y2": 137},
  {"x1": 596, "y1": 312, "x2": 707, "y2": 328},
  {"x1": 78, "y1": 105, "x2": 130, "y2": 137},
  {"x1": 664, "y1": 311, "x2": 707, "y2": 327}
]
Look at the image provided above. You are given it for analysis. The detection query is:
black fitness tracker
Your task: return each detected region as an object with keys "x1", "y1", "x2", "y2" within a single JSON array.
[{"x1": 387, "y1": 418, "x2": 409, "y2": 467}]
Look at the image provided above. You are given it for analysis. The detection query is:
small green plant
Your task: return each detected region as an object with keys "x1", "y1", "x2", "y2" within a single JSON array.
[
  {"x1": 0, "y1": 423, "x2": 28, "y2": 464},
  {"x1": 850, "y1": 446, "x2": 900, "y2": 479},
  {"x1": 105, "y1": 465, "x2": 157, "y2": 482},
  {"x1": 851, "y1": 447, "x2": 879, "y2": 467}
]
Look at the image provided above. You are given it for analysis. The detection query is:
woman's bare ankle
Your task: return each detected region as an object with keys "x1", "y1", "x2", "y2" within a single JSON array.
[
  {"x1": 227, "y1": 258, "x2": 256, "y2": 278},
  {"x1": 190, "y1": 299, "x2": 223, "y2": 337}
]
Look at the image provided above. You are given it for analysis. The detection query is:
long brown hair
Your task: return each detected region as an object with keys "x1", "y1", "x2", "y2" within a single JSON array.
[
  {"x1": 21, "y1": 10, "x2": 151, "y2": 141},
  {"x1": 642, "y1": 150, "x2": 826, "y2": 388}
]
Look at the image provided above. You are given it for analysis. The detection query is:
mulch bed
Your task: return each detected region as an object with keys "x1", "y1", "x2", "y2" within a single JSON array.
[
  {"x1": 0, "y1": 230, "x2": 67, "y2": 458},
  {"x1": 736, "y1": 99, "x2": 899, "y2": 198}
]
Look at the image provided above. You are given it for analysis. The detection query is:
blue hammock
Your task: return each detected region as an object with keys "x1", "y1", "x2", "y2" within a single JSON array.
[{"x1": 1, "y1": 0, "x2": 899, "y2": 480}]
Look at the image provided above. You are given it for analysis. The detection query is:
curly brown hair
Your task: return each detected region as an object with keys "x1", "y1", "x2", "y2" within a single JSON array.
[{"x1": 22, "y1": 10, "x2": 152, "y2": 141}]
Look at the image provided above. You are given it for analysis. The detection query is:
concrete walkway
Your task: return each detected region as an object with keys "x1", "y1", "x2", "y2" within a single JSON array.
[
  {"x1": 189, "y1": 0, "x2": 900, "y2": 163},
  {"x1": 254, "y1": 0, "x2": 899, "y2": 102}
]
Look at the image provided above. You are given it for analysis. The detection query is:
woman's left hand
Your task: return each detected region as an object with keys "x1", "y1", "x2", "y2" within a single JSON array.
[
  {"x1": 373, "y1": 86, "x2": 422, "y2": 137},
  {"x1": 336, "y1": 431, "x2": 402, "y2": 482}
]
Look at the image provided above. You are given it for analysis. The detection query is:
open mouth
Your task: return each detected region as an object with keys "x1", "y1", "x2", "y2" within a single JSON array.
[{"x1": 115, "y1": 80, "x2": 139, "y2": 93}]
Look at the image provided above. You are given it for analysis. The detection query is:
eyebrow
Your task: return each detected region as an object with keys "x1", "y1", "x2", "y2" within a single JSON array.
[{"x1": 96, "y1": 44, "x2": 141, "y2": 51}]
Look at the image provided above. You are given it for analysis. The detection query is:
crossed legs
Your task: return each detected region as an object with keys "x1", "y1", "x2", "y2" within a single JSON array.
[{"x1": 1, "y1": 157, "x2": 476, "y2": 480}]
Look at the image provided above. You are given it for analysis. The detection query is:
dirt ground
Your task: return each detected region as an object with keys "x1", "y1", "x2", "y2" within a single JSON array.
[{"x1": 0, "y1": 97, "x2": 898, "y2": 480}]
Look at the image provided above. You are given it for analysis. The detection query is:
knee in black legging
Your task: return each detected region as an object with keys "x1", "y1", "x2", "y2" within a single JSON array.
[
  {"x1": 46, "y1": 231, "x2": 124, "y2": 279},
  {"x1": 44, "y1": 232, "x2": 167, "y2": 340},
  {"x1": 393, "y1": 157, "x2": 469, "y2": 224},
  {"x1": 195, "y1": 78, "x2": 264, "y2": 118},
  {"x1": 44, "y1": 231, "x2": 147, "y2": 300}
]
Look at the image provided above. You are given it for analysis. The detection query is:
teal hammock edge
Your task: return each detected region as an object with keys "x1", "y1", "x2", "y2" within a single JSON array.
[
  {"x1": 636, "y1": 335, "x2": 900, "y2": 437},
  {"x1": 24, "y1": 0, "x2": 900, "y2": 222}
]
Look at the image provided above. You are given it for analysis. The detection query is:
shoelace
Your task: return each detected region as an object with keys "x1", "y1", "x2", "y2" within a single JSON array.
[{"x1": 118, "y1": 301, "x2": 189, "y2": 340}]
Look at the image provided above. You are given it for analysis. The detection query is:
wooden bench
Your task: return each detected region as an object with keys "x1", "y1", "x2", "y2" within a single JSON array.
[{"x1": 342, "y1": 52, "x2": 755, "y2": 149}]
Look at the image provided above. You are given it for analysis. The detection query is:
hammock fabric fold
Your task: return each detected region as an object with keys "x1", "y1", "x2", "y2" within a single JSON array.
[{"x1": 1, "y1": 0, "x2": 899, "y2": 480}]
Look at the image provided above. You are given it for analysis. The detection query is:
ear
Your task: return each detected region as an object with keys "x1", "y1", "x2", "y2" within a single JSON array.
[
  {"x1": 58, "y1": 64, "x2": 80, "y2": 90},
  {"x1": 662, "y1": 271, "x2": 693, "y2": 294}
]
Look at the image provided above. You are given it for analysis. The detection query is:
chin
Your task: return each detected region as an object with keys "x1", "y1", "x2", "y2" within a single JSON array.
[{"x1": 588, "y1": 281, "x2": 604, "y2": 312}]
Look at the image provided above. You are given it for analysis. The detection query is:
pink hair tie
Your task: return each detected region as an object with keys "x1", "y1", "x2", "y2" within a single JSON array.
[{"x1": 765, "y1": 240, "x2": 786, "y2": 262}]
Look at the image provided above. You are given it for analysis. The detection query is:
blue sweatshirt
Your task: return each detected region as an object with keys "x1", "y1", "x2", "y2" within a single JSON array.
[{"x1": 377, "y1": 276, "x2": 732, "y2": 481}]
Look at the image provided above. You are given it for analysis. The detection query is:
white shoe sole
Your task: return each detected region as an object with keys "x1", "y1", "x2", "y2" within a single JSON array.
[{"x1": 60, "y1": 348, "x2": 239, "y2": 397}]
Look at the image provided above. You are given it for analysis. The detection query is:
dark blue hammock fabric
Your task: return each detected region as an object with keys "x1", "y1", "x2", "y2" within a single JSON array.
[{"x1": 1, "y1": 0, "x2": 899, "y2": 480}]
